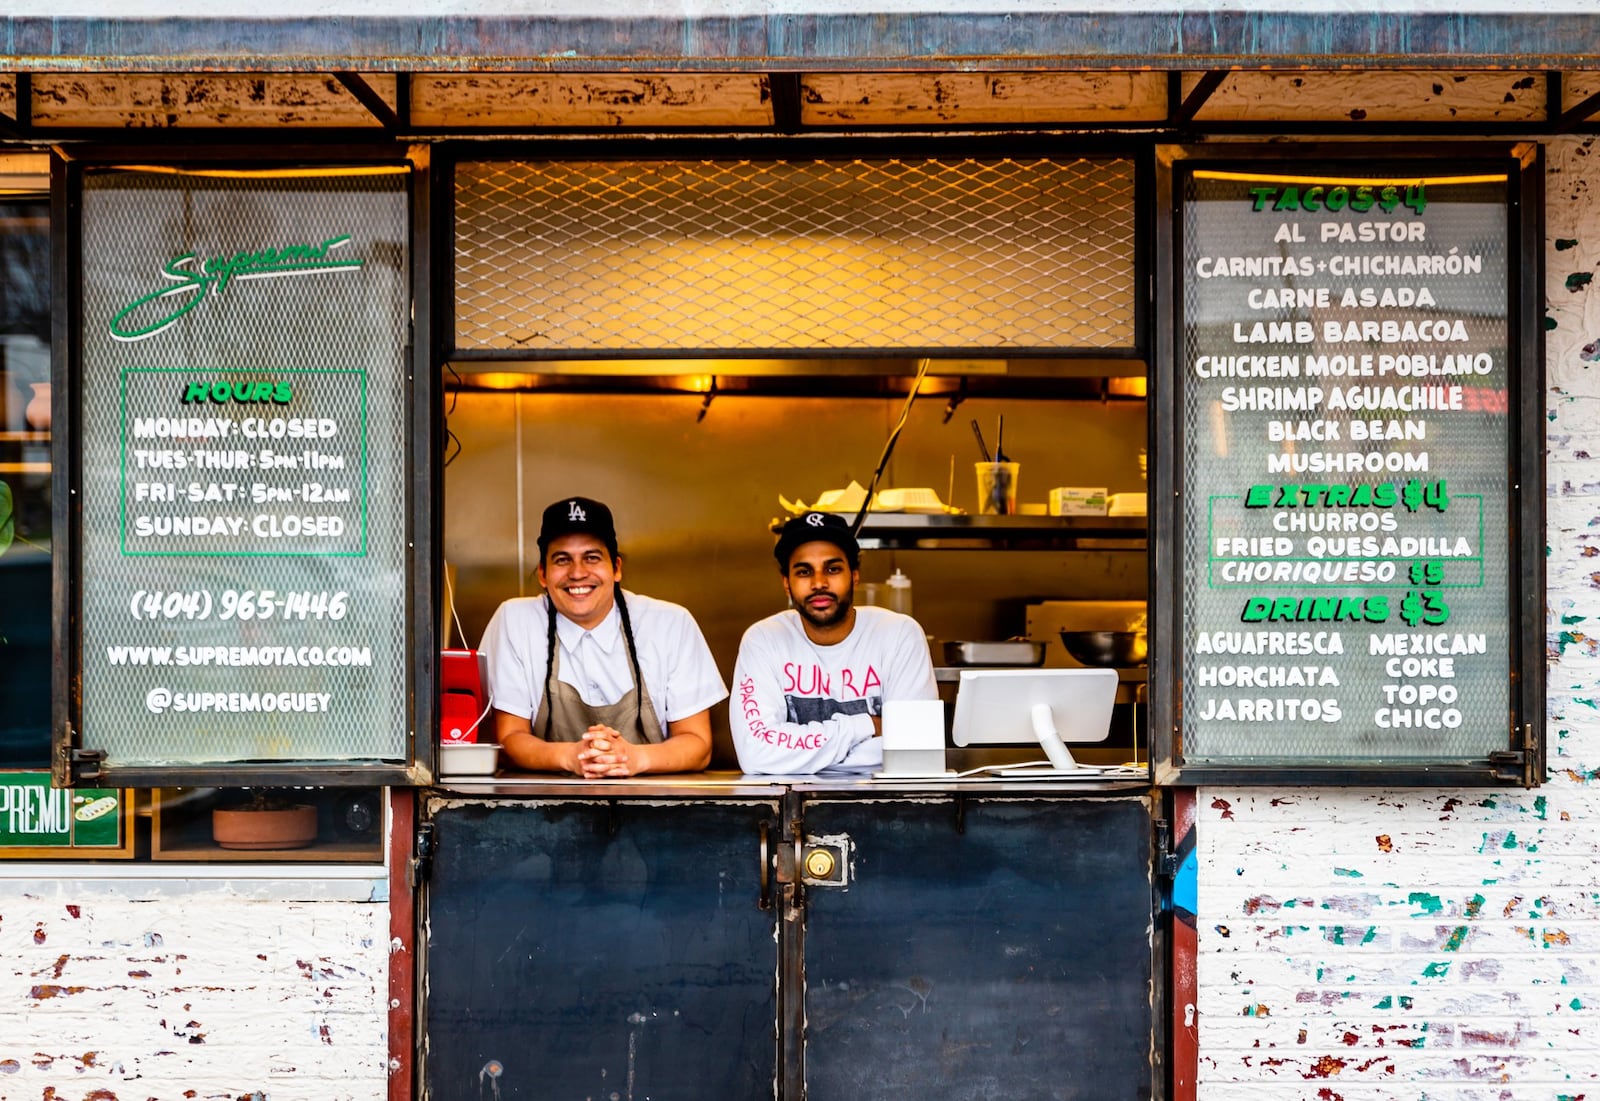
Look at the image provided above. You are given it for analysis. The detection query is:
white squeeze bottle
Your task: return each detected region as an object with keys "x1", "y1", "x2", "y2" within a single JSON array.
[{"x1": 885, "y1": 568, "x2": 913, "y2": 616}]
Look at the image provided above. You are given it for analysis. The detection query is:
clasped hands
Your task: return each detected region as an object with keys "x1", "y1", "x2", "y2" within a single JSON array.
[{"x1": 568, "y1": 725, "x2": 651, "y2": 778}]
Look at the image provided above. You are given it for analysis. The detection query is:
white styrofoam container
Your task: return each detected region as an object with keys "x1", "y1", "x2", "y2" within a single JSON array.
[{"x1": 440, "y1": 742, "x2": 500, "y2": 776}]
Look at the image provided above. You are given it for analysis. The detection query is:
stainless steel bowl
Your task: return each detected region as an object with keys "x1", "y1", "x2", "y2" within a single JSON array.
[
  {"x1": 1059, "y1": 629, "x2": 1147, "y2": 667},
  {"x1": 942, "y1": 639, "x2": 1048, "y2": 667}
]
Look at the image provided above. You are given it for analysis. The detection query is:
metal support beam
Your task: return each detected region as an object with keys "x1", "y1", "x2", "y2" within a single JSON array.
[
  {"x1": 10, "y1": 12, "x2": 1600, "y2": 72},
  {"x1": 1172, "y1": 70, "x2": 1226, "y2": 126},
  {"x1": 1553, "y1": 81, "x2": 1600, "y2": 132},
  {"x1": 769, "y1": 71, "x2": 802, "y2": 133},
  {"x1": 334, "y1": 71, "x2": 401, "y2": 131},
  {"x1": 0, "y1": 72, "x2": 29, "y2": 138}
]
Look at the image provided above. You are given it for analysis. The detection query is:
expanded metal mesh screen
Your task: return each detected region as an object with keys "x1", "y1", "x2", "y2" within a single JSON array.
[
  {"x1": 78, "y1": 168, "x2": 410, "y2": 766},
  {"x1": 1177, "y1": 166, "x2": 1512, "y2": 764},
  {"x1": 454, "y1": 157, "x2": 1137, "y2": 352}
]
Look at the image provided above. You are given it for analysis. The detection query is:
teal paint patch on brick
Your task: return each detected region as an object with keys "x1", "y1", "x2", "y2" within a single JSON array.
[
  {"x1": 1566, "y1": 271, "x2": 1594, "y2": 291},
  {"x1": 1503, "y1": 831, "x2": 1520, "y2": 849},
  {"x1": 1375, "y1": 995, "x2": 1393, "y2": 1009},
  {"x1": 1333, "y1": 867, "x2": 1363, "y2": 878},
  {"x1": 1562, "y1": 613, "x2": 1588, "y2": 624},
  {"x1": 1409, "y1": 892, "x2": 1444, "y2": 914},
  {"x1": 1570, "y1": 998, "x2": 1583, "y2": 1010},
  {"x1": 1443, "y1": 926, "x2": 1469, "y2": 952},
  {"x1": 1535, "y1": 796, "x2": 1548, "y2": 820},
  {"x1": 1557, "y1": 238, "x2": 1580, "y2": 250},
  {"x1": 1422, "y1": 961, "x2": 1451, "y2": 978},
  {"x1": 1361, "y1": 927, "x2": 1377, "y2": 945}
]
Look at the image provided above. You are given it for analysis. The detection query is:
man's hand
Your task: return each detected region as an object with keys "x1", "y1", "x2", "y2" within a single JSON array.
[{"x1": 578, "y1": 725, "x2": 652, "y2": 777}]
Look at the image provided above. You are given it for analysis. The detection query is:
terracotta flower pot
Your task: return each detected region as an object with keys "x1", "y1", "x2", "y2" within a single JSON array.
[
  {"x1": 24, "y1": 382, "x2": 50, "y2": 431},
  {"x1": 211, "y1": 804, "x2": 319, "y2": 850}
]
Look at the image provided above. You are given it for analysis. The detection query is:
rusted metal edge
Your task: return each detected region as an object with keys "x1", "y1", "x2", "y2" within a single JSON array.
[{"x1": 5, "y1": 12, "x2": 1600, "y2": 72}]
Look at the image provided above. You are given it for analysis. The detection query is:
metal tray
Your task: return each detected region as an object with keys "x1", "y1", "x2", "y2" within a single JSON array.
[{"x1": 941, "y1": 640, "x2": 1048, "y2": 667}]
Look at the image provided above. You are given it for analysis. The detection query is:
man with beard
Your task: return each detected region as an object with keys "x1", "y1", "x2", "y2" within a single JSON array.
[{"x1": 731, "y1": 511, "x2": 938, "y2": 774}]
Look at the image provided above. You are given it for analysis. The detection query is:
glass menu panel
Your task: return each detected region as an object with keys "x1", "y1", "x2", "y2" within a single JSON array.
[
  {"x1": 1178, "y1": 163, "x2": 1514, "y2": 764},
  {"x1": 77, "y1": 167, "x2": 411, "y2": 766}
]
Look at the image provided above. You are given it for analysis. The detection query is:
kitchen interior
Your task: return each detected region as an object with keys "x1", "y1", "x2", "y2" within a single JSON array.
[
  {"x1": 439, "y1": 152, "x2": 1151, "y2": 772},
  {"x1": 441, "y1": 359, "x2": 1151, "y2": 770}
]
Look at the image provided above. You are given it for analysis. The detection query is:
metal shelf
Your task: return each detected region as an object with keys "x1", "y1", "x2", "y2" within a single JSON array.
[{"x1": 772, "y1": 512, "x2": 1147, "y2": 550}]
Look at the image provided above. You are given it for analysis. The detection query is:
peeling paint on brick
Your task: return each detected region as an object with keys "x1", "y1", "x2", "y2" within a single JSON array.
[{"x1": 1, "y1": 894, "x2": 388, "y2": 1098}]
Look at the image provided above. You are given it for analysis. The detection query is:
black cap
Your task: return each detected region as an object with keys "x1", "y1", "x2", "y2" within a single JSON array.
[
  {"x1": 538, "y1": 496, "x2": 619, "y2": 559},
  {"x1": 774, "y1": 511, "x2": 860, "y2": 571}
]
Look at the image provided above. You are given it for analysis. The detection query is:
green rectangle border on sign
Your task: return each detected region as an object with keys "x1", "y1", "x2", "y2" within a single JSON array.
[
  {"x1": 117, "y1": 368, "x2": 370, "y2": 557},
  {"x1": 1205, "y1": 493, "x2": 1487, "y2": 589},
  {"x1": 0, "y1": 772, "x2": 137, "y2": 859}
]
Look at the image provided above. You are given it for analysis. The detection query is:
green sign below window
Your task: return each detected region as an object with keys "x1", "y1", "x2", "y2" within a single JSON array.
[{"x1": 0, "y1": 772, "x2": 125, "y2": 851}]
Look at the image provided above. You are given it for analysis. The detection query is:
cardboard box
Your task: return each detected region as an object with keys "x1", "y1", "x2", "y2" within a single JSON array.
[{"x1": 1049, "y1": 486, "x2": 1108, "y2": 516}]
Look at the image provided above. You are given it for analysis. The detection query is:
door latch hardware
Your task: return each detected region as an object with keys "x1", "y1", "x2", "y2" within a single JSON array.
[
  {"x1": 800, "y1": 834, "x2": 851, "y2": 887},
  {"x1": 409, "y1": 822, "x2": 436, "y2": 888}
]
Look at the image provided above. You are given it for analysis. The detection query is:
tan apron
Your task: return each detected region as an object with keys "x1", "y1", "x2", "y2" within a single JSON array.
[{"x1": 531, "y1": 643, "x2": 666, "y2": 745}]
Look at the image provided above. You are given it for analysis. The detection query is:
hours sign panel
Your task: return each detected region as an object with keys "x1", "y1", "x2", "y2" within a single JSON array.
[{"x1": 70, "y1": 165, "x2": 413, "y2": 773}]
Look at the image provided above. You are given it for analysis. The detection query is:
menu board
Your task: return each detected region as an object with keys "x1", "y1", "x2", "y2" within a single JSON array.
[
  {"x1": 1178, "y1": 162, "x2": 1515, "y2": 764},
  {"x1": 76, "y1": 167, "x2": 411, "y2": 768}
]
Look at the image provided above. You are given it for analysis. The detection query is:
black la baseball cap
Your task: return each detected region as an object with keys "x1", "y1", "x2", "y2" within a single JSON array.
[
  {"x1": 774, "y1": 511, "x2": 860, "y2": 571},
  {"x1": 538, "y1": 496, "x2": 619, "y2": 558}
]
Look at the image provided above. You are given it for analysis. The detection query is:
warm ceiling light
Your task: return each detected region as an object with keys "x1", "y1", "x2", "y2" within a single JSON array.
[
  {"x1": 1195, "y1": 170, "x2": 1506, "y2": 187},
  {"x1": 466, "y1": 372, "x2": 531, "y2": 391}
]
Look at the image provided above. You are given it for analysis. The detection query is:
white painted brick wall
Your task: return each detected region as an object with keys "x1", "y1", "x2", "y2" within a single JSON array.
[
  {"x1": 0, "y1": 887, "x2": 388, "y2": 1101},
  {"x1": 1197, "y1": 136, "x2": 1600, "y2": 1100}
]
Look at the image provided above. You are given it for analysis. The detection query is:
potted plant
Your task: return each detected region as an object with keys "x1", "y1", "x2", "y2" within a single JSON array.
[{"x1": 211, "y1": 788, "x2": 319, "y2": 850}]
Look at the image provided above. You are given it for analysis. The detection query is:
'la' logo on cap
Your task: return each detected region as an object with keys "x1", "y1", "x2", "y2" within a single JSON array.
[
  {"x1": 805, "y1": 512, "x2": 826, "y2": 526},
  {"x1": 569, "y1": 501, "x2": 586, "y2": 520}
]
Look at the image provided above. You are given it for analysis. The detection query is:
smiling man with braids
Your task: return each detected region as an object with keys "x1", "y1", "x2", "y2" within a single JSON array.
[{"x1": 482, "y1": 497, "x2": 726, "y2": 777}]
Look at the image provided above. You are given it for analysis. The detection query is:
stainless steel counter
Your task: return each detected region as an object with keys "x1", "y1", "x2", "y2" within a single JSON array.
[{"x1": 432, "y1": 768, "x2": 1151, "y2": 798}]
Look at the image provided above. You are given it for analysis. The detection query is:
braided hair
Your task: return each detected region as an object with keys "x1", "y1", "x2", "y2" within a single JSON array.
[{"x1": 541, "y1": 582, "x2": 647, "y2": 740}]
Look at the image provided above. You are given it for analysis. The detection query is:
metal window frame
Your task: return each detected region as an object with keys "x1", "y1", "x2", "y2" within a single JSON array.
[
  {"x1": 51, "y1": 142, "x2": 437, "y2": 788},
  {"x1": 1149, "y1": 141, "x2": 1546, "y2": 788}
]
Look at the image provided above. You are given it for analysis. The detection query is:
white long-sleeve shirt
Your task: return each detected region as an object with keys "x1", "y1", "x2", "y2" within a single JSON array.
[{"x1": 730, "y1": 607, "x2": 938, "y2": 774}]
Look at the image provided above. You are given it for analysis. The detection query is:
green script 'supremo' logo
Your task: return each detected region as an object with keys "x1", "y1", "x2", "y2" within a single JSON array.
[{"x1": 109, "y1": 236, "x2": 365, "y2": 342}]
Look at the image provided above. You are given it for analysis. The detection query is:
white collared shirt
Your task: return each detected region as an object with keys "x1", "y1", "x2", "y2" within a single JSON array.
[{"x1": 481, "y1": 589, "x2": 727, "y2": 729}]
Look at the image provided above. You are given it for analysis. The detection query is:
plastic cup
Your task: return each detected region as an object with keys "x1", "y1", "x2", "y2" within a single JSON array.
[{"x1": 975, "y1": 461, "x2": 1019, "y2": 515}]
